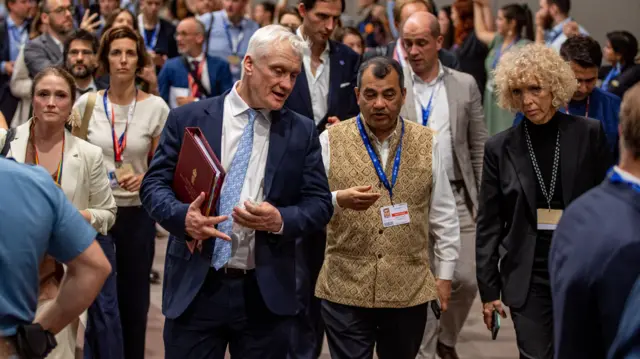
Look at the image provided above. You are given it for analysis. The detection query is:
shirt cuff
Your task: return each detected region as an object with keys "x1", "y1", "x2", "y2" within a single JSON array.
[
  {"x1": 436, "y1": 261, "x2": 456, "y2": 281},
  {"x1": 331, "y1": 191, "x2": 343, "y2": 214},
  {"x1": 272, "y1": 222, "x2": 284, "y2": 235}
]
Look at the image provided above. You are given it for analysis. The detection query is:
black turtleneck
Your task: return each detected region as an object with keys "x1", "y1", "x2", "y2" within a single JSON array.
[{"x1": 524, "y1": 112, "x2": 565, "y2": 284}]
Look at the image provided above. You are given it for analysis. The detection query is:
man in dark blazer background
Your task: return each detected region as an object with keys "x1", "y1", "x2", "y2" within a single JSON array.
[
  {"x1": 157, "y1": 17, "x2": 233, "y2": 109},
  {"x1": 363, "y1": 0, "x2": 460, "y2": 71},
  {"x1": 140, "y1": 25, "x2": 332, "y2": 358},
  {"x1": 550, "y1": 83, "x2": 640, "y2": 359},
  {"x1": 138, "y1": 0, "x2": 179, "y2": 71},
  {"x1": 283, "y1": 1, "x2": 358, "y2": 358}
]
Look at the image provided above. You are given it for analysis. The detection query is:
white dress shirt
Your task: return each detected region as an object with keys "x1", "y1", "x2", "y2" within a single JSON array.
[
  {"x1": 319, "y1": 120, "x2": 461, "y2": 280},
  {"x1": 187, "y1": 52, "x2": 211, "y2": 94},
  {"x1": 411, "y1": 62, "x2": 457, "y2": 181},
  {"x1": 222, "y1": 82, "x2": 272, "y2": 270},
  {"x1": 394, "y1": 39, "x2": 408, "y2": 68},
  {"x1": 297, "y1": 27, "x2": 330, "y2": 125}
]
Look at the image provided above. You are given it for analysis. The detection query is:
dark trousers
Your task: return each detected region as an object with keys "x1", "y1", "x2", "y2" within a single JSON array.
[
  {"x1": 321, "y1": 299, "x2": 428, "y2": 359},
  {"x1": 511, "y1": 282, "x2": 554, "y2": 359},
  {"x1": 111, "y1": 206, "x2": 156, "y2": 359},
  {"x1": 84, "y1": 234, "x2": 124, "y2": 359},
  {"x1": 163, "y1": 270, "x2": 295, "y2": 359}
]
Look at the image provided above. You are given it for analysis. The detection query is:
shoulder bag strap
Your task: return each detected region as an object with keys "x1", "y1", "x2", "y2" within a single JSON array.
[
  {"x1": 0, "y1": 127, "x2": 16, "y2": 157},
  {"x1": 73, "y1": 92, "x2": 97, "y2": 140},
  {"x1": 182, "y1": 56, "x2": 211, "y2": 98}
]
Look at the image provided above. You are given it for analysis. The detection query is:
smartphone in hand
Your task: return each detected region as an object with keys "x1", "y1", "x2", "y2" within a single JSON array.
[
  {"x1": 491, "y1": 309, "x2": 501, "y2": 340},
  {"x1": 431, "y1": 298, "x2": 441, "y2": 320}
]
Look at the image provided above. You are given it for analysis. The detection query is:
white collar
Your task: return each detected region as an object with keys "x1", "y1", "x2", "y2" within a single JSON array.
[
  {"x1": 187, "y1": 53, "x2": 205, "y2": 63},
  {"x1": 411, "y1": 61, "x2": 445, "y2": 86},
  {"x1": 614, "y1": 166, "x2": 640, "y2": 187},
  {"x1": 78, "y1": 79, "x2": 97, "y2": 92},
  {"x1": 228, "y1": 82, "x2": 271, "y2": 120}
]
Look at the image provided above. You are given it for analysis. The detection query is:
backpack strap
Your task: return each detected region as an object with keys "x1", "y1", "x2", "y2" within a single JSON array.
[
  {"x1": 0, "y1": 127, "x2": 16, "y2": 157},
  {"x1": 73, "y1": 92, "x2": 97, "y2": 140}
]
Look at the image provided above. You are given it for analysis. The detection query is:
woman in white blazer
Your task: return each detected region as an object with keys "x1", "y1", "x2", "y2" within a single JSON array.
[{"x1": 0, "y1": 66, "x2": 116, "y2": 359}]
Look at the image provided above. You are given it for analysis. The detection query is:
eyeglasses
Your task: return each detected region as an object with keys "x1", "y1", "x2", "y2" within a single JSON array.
[
  {"x1": 174, "y1": 32, "x2": 200, "y2": 39},
  {"x1": 49, "y1": 5, "x2": 75, "y2": 15}
]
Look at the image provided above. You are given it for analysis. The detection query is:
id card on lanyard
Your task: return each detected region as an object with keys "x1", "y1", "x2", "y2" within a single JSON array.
[
  {"x1": 104, "y1": 88, "x2": 137, "y2": 188},
  {"x1": 356, "y1": 115, "x2": 412, "y2": 228},
  {"x1": 224, "y1": 19, "x2": 245, "y2": 74},
  {"x1": 138, "y1": 15, "x2": 160, "y2": 51}
]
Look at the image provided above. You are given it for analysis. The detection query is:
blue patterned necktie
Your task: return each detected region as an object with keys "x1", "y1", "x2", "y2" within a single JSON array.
[{"x1": 212, "y1": 109, "x2": 257, "y2": 269}]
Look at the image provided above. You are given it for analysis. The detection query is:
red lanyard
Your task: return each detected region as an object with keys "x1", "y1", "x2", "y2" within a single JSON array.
[
  {"x1": 566, "y1": 96, "x2": 590, "y2": 118},
  {"x1": 104, "y1": 88, "x2": 137, "y2": 164},
  {"x1": 188, "y1": 60, "x2": 205, "y2": 98},
  {"x1": 30, "y1": 121, "x2": 64, "y2": 187}
]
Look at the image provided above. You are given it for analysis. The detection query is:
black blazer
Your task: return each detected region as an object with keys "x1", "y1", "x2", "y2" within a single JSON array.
[
  {"x1": 146, "y1": 19, "x2": 179, "y2": 60},
  {"x1": 285, "y1": 40, "x2": 360, "y2": 133},
  {"x1": 454, "y1": 31, "x2": 488, "y2": 97},
  {"x1": 363, "y1": 41, "x2": 460, "y2": 71},
  {"x1": 476, "y1": 112, "x2": 613, "y2": 308}
]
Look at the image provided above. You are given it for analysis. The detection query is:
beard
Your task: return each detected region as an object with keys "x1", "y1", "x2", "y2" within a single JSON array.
[
  {"x1": 68, "y1": 64, "x2": 94, "y2": 79},
  {"x1": 49, "y1": 20, "x2": 73, "y2": 37}
]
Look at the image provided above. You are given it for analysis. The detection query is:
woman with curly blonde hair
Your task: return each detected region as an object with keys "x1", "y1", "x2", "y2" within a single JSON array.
[{"x1": 475, "y1": 43, "x2": 613, "y2": 359}]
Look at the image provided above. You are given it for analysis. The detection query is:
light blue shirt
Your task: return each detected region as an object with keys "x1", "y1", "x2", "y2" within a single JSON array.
[
  {"x1": 0, "y1": 158, "x2": 97, "y2": 336},
  {"x1": 198, "y1": 10, "x2": 259, "y2": 82},
  {"x1": 544, "y1": 17, "x2": 588, "y2": 52},
  {"x1": 1, "y1": 15, "x2": 29, "y2": 74}
]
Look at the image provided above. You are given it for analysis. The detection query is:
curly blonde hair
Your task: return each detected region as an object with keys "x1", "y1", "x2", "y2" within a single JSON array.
[{"x1": 494, "y1": 43, "x2": 577, "y2": 112}]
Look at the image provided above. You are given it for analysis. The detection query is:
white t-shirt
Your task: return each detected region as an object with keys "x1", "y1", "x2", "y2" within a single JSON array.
[{"x1": 74, "y1": 92, "x2": 169, "y2": 207}]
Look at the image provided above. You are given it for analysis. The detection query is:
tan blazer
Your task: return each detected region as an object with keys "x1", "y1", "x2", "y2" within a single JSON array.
[
  {"x1": 400, "y1": 65, "x2": 488, "y2": 215},
  {"x1": 1, "y1": 120, "x2": 117, "y2": 234}
]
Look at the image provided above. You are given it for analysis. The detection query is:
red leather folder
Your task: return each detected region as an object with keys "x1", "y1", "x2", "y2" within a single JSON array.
[{"x1": 173, "y1": 127, "x2": 226, "y2": 253}]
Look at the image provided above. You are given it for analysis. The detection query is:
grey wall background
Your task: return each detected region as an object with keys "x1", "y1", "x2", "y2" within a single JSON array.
[{"x1": 284, "y1": 0, "x2": 640, "y2": 49}]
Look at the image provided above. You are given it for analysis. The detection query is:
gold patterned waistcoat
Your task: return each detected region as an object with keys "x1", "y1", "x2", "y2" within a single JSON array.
[{"x1": 315, "y1": 117, "x2": 438, "y2": 308}]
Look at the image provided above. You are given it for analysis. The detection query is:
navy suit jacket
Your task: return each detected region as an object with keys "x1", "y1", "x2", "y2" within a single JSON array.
[
  {"x1": 608, "y1": 275, "x2": 640, "y2": 359},
  {"x1": 285, "y1": 40, "x2": 360, "y2": 133},
  {"x1": 140, "y1": 92, "x2": 333, "y2": 319},
  {"x1": 550, "y1": 178, "x2": 640, "y2": 359},
  {"x1": 157, "y1": 55, "x2": 233, "y2": 108}
]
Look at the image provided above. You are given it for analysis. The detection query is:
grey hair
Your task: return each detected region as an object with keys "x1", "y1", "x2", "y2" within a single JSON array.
[
  {"x1": 356, "y1": 56, "x2": 405, "y2": 89},
  {"x1": 245, "y1": 24, "x2": 306, "y2": 61}
]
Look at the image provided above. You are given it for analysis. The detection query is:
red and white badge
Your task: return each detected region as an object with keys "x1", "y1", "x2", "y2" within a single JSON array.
[{"x1": 380, "y1": 203, "x2": 411, "y2": 228}]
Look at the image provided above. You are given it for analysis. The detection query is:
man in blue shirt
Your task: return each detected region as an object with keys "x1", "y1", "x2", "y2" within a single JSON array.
[
  {"x1": 550, "y1": 83, "x2": 640, "y2": 359},
  {"x1": 534, "y1": 0, "x2": 587, "y2": 52},
  {"x1": 198, "y1": 0, "x2": 259, "y2": 82},
  {"x1": 0, "y1": 158, "x2": 111, "y2": 355}
]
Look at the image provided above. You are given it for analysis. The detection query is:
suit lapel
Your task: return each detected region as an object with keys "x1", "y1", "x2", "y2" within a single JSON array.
[
  {"x1": 400, "y1": 66, "x2": 416, "y2": 123},
  {"x1": 61, "y1": 131, "x2": 80, "y2": 203},
  {"x1": 294, "y1": 66, "x2": 313, "y2": 117},
  {"x1": 203, "y1": 95, "x2": 226, "y2": 159},
  {"x1": 9, "y1": 120, "x2": 31, "y2": 162},
  {"x1": 264, "y1": 110, "x2": 291, "y2": 198},
  {"x1": 505, "y1": 123, "x2": 537, "y2": 217},
  {"x1": 443, "y1": 69, "x2": 459, "y2": 144},
  {"x1": 559, "y1": 116, "x2": 578, "y2": 205},
  {"x1": 327, "y1": 42, "x2": 342, "y2": 117},
  {"x1": 44, "y1": 33, "x2": 62, "y2": 62}
]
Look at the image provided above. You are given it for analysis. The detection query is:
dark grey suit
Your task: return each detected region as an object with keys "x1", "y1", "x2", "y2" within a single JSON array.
[{"x1": 24, "y1": 33, "x2": 63, "y2": 78}]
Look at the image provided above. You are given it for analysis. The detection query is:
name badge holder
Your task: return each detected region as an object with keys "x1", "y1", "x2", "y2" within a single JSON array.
[
  {"x1": 104, "y1": 88, "x2": 138, "y2": 188},
  {"x1": 524, "y1": 121, "x2": 563, "y2": 230},
  {"x1": 356, "y1": 115, "x2": 411, "y2": 228},
  {"x1": 224, "y1": 20, "x2": 245, "y2": 75}
]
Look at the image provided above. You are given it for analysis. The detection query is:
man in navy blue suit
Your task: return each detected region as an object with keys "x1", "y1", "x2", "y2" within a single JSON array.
[
  {"x1": 285, "y1": 0, "x2": 360, "y2": 134},
  {"x1": 550, "y1": 83, "x2": 640, "y2": 359},
  {"x1": 140, "y1": 24, "x2": 333, "y2": 359},
  {"x1": 158, "y1": 17, "x2": 233, "y2": 109},
  {"x1": 283, "y1": 1, "x2": 359, "y2": 358}
]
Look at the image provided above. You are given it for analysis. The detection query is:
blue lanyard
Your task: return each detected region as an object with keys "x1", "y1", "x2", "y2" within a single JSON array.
[
  {"x1": 602, "y1": 64, "x2": 621, "y2": 92},
  {"x1": 492, "y1": 38, "x2": 518, "y2": 69},
  {"x1": 356, "y1": 114, "x2": 405, "y2": 200},
  {"x1": 609, "y1": 169, "x2": 640, "y2": 193},
  {"x1": 421, "y1": 80, "x2": 441, "y2": 127},
  {"x1": 139, "y1": 15, "x2": 160, "y2": 50},
  {"x1": 224, "y1": 21, "x2": 244, "y2": 55}
]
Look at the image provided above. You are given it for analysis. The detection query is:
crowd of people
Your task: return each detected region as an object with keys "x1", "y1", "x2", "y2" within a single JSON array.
[{"x1": 0, "y1": 0, "x2": 639, "y2": 359}]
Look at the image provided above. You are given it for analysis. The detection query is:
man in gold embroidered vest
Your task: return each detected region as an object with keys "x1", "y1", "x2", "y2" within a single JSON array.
[{"x1": 315, "y1": 56, "x2": 461, "y2": 359}]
